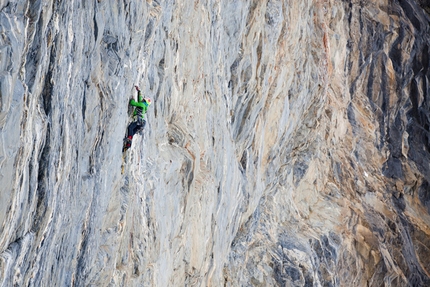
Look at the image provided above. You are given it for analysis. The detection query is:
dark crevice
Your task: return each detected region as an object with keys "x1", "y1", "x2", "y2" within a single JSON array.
[
  {"x1": 82, "y1": 88, "x2": 86, "y2": 121},
  {"x1": 93, "y1": 12, "x2": 98, "y2": 41},
  {"x1": 418, "y1": 179, "x2": 430, "y2": 213},
  {"x1": 40, "y1": 45, "x2": 56, "y2": 117},
  {"x1": 240, "y1": 150, "x2": 247, "y2": 172},
  {"x1": 24, "y1": 1, "x2": 43, "y2": 92},
  {"x1": 32, "y1": 124, "x2": 50, "y2": 233},
  {"x1": 399, "y1": 0, "x2": 422, "y2": 32},
  {"x1": 76, "y1": 233, "x2": 89, "y2": 274},
  {"x1": 388, "y1": 113, "x2": 404, "y2": 158},
  {"x1": 389, "y1": 24, "x2": 405, "y2": 74},
  {"x1": 382, "y1": 156, "x2": 404, "y2": 180},
  {"x1": 366, "y1": 58, "x2": 376, "y2": 103},
  {"x1": 30, "y1": 30, "x2": 58, "y2": 232}
]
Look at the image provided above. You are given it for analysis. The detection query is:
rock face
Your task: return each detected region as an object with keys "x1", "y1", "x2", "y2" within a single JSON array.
[{"x1": 1, "y1": 0, "x2": 429, "y2": 286}]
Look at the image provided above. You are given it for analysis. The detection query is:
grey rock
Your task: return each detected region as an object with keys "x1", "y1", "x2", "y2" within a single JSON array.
[{"x1": 0, "y1": 0, "x2": 430, "y2": 286}]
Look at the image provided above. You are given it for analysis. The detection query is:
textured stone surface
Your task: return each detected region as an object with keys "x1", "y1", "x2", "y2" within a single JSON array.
[{"x1": 0, "y1": 0, "x2": 429, "y2": 286}]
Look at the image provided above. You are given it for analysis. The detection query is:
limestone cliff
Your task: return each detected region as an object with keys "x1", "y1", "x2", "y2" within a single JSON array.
[{"x1": 0, "y1": 0, "x2": 429, "y2": 286}]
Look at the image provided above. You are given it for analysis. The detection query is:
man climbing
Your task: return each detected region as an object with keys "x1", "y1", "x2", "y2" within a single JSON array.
[{"x1": 123, "y1": 85, "x2": 151, "y2": 151}]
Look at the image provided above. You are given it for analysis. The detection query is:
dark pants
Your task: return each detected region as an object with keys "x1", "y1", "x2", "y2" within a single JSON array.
[{"x1": 127, "y1": 119, "x2": 145, "y2": 138}]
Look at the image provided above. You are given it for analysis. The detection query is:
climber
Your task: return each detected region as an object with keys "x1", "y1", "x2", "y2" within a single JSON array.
[{"x1": 123, "y1": 85, "x2": 151, "y2": 151}]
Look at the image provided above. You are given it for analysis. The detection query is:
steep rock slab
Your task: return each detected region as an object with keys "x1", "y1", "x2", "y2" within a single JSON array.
[
  {"x1": 0, "y1": 0, "x2": 150, "y2": 285},
  {"x1": 1, "y1": 0, "x2": 430, "y2": 286},
  {"x1": 225, "y1": 0, "x2": 430, "y2": 286}
]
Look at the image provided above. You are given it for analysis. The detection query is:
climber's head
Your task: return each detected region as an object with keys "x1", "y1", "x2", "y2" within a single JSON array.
[{"x1": 145, "y1": 98, "x2": 151, "y2": 106}]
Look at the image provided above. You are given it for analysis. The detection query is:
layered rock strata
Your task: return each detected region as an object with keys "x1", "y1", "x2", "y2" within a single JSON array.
[{"x1": 0, "y1": 0, "x2": 429, "y2": 286}]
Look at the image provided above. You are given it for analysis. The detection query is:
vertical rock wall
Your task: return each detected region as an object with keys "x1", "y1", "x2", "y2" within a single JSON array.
[
  {"x1": 0, "y1": 0, "x2": 429, "y2": 286},
  {"x1": 225, "y1": 0, "x2": 430, "y2": 286}
]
